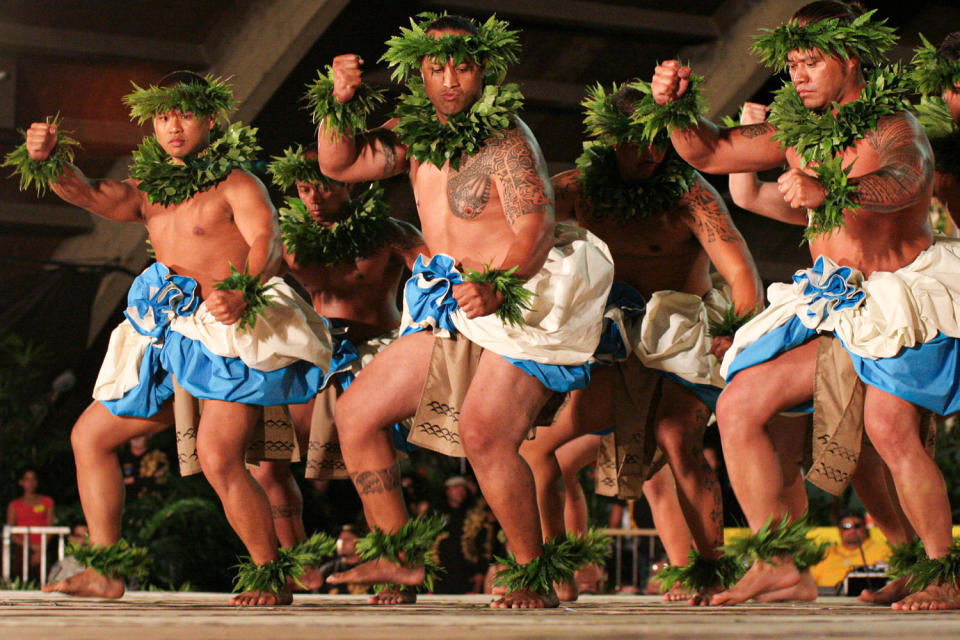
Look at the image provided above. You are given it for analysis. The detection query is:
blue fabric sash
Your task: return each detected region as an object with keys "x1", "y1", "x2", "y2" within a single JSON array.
[
  {"x1": 102, "y1": 263, "x2": 324, "y2": 418},
  {"x1": 402, "y1": 254, "x2": 591, "y2": 393}
]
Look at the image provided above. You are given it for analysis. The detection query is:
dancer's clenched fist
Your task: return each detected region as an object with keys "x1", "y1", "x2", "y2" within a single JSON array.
[
  {"x1": 332, "y1": 54, "x2": 365, "y2": 104},
  {"x1": 25, "y1": 122, "x2": 59, "y2": 162},
  {"x1": 778, "y1": 168, "x2": 826, "y2": 210},
  {"x1": 652, "y1": 60, "x2": 691, "y2": 106}
]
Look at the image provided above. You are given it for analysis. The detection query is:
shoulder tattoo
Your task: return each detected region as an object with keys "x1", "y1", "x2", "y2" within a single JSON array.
[{"x1": 447, "y1": 128, "x2": 550, "y2": 224}]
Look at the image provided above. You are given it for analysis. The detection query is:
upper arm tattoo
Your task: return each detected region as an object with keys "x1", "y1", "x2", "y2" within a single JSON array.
[
  {"x1": 682, "y1": 181, "x2": 742, "y2": 244},
  {"x1": 447, "y1": 128, "x2": 551, "y2": 224},
  {"x1": 361, "y1": 129, "x2": 404, "y2": 178},
  {"x1": 852, "y1": 115, "x2": 933, "y2": 212},
  {"x1": 737, "y1": 123, "x2": 775, "y2": 140}
]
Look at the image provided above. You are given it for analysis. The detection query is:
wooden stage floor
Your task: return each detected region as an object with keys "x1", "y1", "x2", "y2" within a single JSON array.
[{"x1": 3, "y1": 591, "x2": 960, "y2": 639}]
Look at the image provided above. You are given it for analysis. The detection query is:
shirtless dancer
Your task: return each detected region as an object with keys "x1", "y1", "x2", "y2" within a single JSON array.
[
  {"x1": 653, "y1": 3, "x2": 960, "y2": 608},
  {"x1": 15, "y1": 73, "x2": 332, "y2": 605},
  {"x1": 316, "y1": 14, "x2": 613, "y2": 608},
  {"x1": 522, "y1": 81, "x2": 762, "y2": 604},
  {"x1": 729, "y1": 101, "x2": 920, "y2": 606},
  {"x1": 250, "y1": 146, "x2": 423, "y2": 591}
]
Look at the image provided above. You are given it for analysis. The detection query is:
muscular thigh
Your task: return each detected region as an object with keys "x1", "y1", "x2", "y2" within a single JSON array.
[
  {"x1": 196, "y1": 399, "x2": 260, "y2": 455},
  {"x1": 337, "y1": 330, "x2": 434, "y2": 426},
  {"x1": 555, "y1": 434, "x2": 602, "y2": 476},
  {"x1": 460, "y1": 350, "x2": 553, "y2": 449},
  {"x1": 722, "y1": 339, "x2": 818, "y2": 414},
  {"x1": 76, "y1": 400, "x2": 173, "y2": 450},
  {"x1": 863, "y1": 384, "x2": 923, "y2": 451}
]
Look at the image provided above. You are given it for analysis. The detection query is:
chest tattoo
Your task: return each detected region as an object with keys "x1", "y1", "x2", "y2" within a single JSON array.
[{"x1": 447, "y1": 158, "x2": 492, "y2": 220}]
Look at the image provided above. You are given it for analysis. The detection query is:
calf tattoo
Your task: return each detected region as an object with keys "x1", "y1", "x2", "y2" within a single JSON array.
[
  {"x1": 271, "y1": 504, "x2": 302, "y2": 519},
  {"x1": 350, "y1": 465, "x2": 401, "y2": 495}
]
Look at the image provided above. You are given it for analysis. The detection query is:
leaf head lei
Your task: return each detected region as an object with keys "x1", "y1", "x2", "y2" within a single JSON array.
[
  {"x1": 123, "y1": 74, "x2": 236, "y2": 125},
  {"x1": 381, "y1": 12, "x2": 520, "y2": 85},
  {"x1": 266, "y1": 144, "x2": 340, "y2": 191},
  {"x1": 279, "y1": 182, "x2": 392, "y2": 267},
  {"x1": 575, "y1": 141, "x2": 696, "y2": 223},
  {"x1": 582, "y1": 78, "x2": 707, "y2": 149},
  {"x1": 751, "y1": 9, "x2": 898, "y2": 72},
  {"x1": 129, "y1": 122, "x2": 261, "y2": 207},
  {"x1": 910, "y1": 33, "x2": 960, "y2": 97}
]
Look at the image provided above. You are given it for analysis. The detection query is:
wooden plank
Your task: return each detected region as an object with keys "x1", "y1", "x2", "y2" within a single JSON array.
[
  {"x1": 424, "y1": 0, "x2": 719, "y2": 39},
  {"x1": 0, "y1": 21, "x2": 207, "y2": 66}
]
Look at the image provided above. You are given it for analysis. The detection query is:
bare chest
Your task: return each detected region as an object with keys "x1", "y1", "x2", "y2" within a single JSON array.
[{"x1": 291, "y1": 252, "x2": 395, "y2": 295}]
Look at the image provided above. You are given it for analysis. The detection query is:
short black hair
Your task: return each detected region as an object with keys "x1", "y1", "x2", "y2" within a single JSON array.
[
  {"x1": 610, "y1": 82, "x2": 645, "y2": 116},
  {"x1": 158, "y1": 70, "x2": 208, "y2": 89},
  {"x1": 938, "y1": 32, "x2": 960, "y2": 63},
  {"x1": 792, "y1": 1, "x2": 864, "y2": 26},
  {"x1": 425, "y1": 14, "x2": 478, "y2": 36}
]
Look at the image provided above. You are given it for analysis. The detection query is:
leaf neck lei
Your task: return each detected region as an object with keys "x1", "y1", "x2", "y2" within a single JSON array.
[
  {"x1": 391, "y1": 80, "x2": 523, "y2": 170},
  {"x1": 129, "y1": 122, "x2": 261, "y2": 207},
  {"x1": 767, "y1": 64, "x2": 912, "y2": 240},
  {"x1": 279, "y1": 183, "x2": 392, "y2": 266},
  {"x1": 575, "y1": 142, "x2": 696, "y2": 223}
]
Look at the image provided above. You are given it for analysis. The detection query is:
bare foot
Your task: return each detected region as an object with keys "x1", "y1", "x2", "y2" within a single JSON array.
[
  {"x1": 662, "y1": 583, "x2": 692, "y2": 602},
  {"x1": 575, "y1": 564, "x2": 603, "y2": 594},
  {"x1": 752, "y1": 571, "x2": 817, "y2": 603},
  {"x1": 370, "y1": 586, "x2": 417, "y2": 604},
  {"x1": 288, "y1": 565, "x2": 325, "y2": 591},
  {"x1": 892, "y1": 582, "x2": 960, "y2": 611},
  {"x1": 689, "y1": 583, "x2": 724, "y2": 606},
  {"x1": 709, "y1": 559, "x2": 802, "y2": 606},
  {"x1": 230, "y1": 589, "x2": 293, "y2": 606},
  {"x1": 327, "y1": 558, "x2": 425, "y2": 591},
  {"x1": 41, "y1": 568, "x2": 124, "y2": 599},
  {"x1": 490, "y1": 587, "x2": 560, "y2": 609},
  {"x1": 859, "y1": 576, "x2": 910, "y2": 605},
  {"x1": 555, "y1": 578, "x2": 579, "y2": 602}
]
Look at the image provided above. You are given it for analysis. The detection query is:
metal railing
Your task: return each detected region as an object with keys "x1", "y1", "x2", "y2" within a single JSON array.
[
  {"x1": 602, "y1": 527, "x2": 660, "y2": 591},
  {"x1": 2, "y1": 525, "x2": 71, "y2": 586}
]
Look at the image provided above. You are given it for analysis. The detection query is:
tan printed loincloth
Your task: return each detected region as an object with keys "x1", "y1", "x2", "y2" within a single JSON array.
[{"x1": 806, "y1": 334, "x2": 938, "y2": 496}]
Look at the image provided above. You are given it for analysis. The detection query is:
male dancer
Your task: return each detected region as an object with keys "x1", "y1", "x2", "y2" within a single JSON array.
[
  {"x1": 14, "y1": 73, "x2": 332, "y2": 606},
  {"x1": 316, "y1": 14, "x2": 613, "y2": 608},
  {"x1": 653, "y1": 3, "x2": 960, "y2": 608},
  {"x1": 522, "y1": 81, "x2": 762, "y2": 604},
  {"x1": 728, "y1": 100, "x2": 921, "y2": 606},
  {"x1": 249, "y1": 146, "x2": 423, "y2": 593}
]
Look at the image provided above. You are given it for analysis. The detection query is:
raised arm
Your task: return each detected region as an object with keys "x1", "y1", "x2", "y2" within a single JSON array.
[
  {"x1": 26, "y1": 122, "x2": 141, "y2": 221},
  {"x1": 652, "y1": 61, "x2": 787, "y2": 175},
  {"x1": 316, "y1": 54, "x2": 409, "y2": 183},
  {"x1": 849, "y1": 112, "x2": 934, "y2": 213},
  {"x1": 679, "y1": 176, "x2": 764, "y2": 317},
  {"x1": 728, "y1": 103, "x2": 808, "y2": 226}
]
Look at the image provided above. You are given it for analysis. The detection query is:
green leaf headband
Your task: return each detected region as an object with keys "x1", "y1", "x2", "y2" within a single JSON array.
[
  {"x1": 380, "y1": 12, "x2": 520, "y2": 84},
  {"x1": 911, "y1": 33, "x2": 960, "y2": 97},
  {"x1": 266, "y1": 144, "x2": 338, "y2": 191},
  {"x1": 582, "y1": 77, "x2": 706, "y2": 150},
  {"x1": 123, "y1": 74, "x2": 236, "y2": 125},
  {"x1": 582, "y1": 82, "x2": 649, "y2": 146},
  {"x1": 751, "y1": 9, "x2": 898, "y2": 72}
]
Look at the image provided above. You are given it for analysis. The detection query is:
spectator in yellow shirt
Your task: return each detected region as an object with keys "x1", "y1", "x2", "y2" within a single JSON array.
[{"x1": 811, "y1": 510, "x2": 891, "y2": 588}]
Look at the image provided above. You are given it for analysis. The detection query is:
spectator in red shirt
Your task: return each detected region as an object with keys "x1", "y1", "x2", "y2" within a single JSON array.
[{"x1": 6, "y1": 468, "x2": 55, "y2": 577}]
